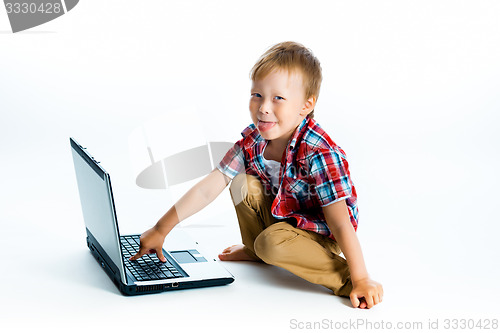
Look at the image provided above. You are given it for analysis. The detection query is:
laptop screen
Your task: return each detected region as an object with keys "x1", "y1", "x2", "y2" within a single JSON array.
[{"x1": 70, "y1": 138, "x2": 126, "y2": 283}]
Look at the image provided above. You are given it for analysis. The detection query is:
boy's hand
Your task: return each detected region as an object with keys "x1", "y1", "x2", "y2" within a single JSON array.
[
  {"x1": 350, "y1": 278, "x2": 383, "y2": 309},
  {"x1": 129, "y1": 227, "x2": 167, "y2": 262}
]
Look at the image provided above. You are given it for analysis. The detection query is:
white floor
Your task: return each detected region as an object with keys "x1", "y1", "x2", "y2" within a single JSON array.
[{"x1": 1, "y1": 158, "x2": 499, "y2": 332}]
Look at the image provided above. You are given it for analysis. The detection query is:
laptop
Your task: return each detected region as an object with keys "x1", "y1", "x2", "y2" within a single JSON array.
[{"x1": 70, "y1": 137, "x2": 234, "y2": 295}]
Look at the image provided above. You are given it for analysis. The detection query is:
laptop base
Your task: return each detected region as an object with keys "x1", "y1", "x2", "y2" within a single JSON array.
[{"x1": 86, "y1": 229, "x2": 234, "y2": 296}]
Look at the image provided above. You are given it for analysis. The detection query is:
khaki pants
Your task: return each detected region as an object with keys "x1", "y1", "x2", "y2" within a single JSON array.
[{"x1": 230, "y1": 174, "x2": 353, "y2": 297}]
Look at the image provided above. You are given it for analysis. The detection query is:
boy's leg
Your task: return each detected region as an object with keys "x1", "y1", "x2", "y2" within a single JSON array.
[
  {"x1": 227, "y1": 173, "x2": 352, "y2": 296},
  {"x1": 254, "y1": 222, "x2": 353, "y2": 297},
  {"x1": 228, "y1": 173, "x2": 279, "y2": 261}
]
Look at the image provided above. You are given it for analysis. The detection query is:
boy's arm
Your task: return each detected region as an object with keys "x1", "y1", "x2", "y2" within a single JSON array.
[
  {"x1": 130, "y1": 168, "x2": 231, "y2": 261},
  {"x1": 322, "y1": 199, "x2": 383, "y2": 309}
]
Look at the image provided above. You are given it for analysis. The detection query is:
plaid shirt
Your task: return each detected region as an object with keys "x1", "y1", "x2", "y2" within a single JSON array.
[{"x1": 217, "y1": 116, "x2": 358, "y2": 240}]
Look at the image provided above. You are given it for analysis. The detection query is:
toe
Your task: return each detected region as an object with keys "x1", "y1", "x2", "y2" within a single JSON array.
[{"x1": 222, "y1": 245, "x2": 236, "y2": 253}]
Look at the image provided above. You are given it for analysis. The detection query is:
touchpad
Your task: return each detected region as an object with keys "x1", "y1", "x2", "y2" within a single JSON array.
[{"x1": 170, "y1": 251, "x2": 198, "y2": 264}]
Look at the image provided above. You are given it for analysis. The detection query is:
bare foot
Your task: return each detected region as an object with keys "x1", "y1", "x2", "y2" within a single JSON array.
[{"x1": 218, "y1": 244, "x2": 259, "y2": 261}]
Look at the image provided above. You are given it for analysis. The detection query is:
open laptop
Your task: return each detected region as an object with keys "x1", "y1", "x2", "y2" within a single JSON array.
[{"x1": 70, "y1": 137, "x2": 234, "y2": 295}]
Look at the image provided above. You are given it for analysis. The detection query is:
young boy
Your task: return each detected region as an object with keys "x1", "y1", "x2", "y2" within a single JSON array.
[{"x1": 131, "y1": 41, "x2": 383, "y2": 309}]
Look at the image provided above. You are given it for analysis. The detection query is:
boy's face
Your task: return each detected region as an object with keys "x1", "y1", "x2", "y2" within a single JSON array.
[{"x1": 250, "y1": 69, "x2": 314, "y2": 145}]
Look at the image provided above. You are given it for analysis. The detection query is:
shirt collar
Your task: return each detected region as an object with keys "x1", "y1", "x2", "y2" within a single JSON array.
[{"x1": 288, "y1": 116, "x2": 310, "y2": 150}]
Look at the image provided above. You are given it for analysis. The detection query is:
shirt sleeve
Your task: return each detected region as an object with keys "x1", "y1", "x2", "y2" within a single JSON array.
[
  {"x1": 309, "y1": 148, "x2": 354, "y2": 207},
  {"x1": 216, "y1": 139, "x2": 246, "y2": 179}
]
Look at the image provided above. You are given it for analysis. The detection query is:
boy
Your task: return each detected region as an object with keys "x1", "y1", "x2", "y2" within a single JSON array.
[{"x1": 131, "y1": 41, "x2": 383, "y2": 309}]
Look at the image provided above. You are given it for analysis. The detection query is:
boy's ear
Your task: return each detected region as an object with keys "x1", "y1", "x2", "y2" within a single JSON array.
[{"x1": 301, "y1": 96, "x2": 316, "y2": 116}]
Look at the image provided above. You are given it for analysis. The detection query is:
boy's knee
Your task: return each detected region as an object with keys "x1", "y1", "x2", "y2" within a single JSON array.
[
  {"x1": 254, "y1": 222, "x2": 298, "y2": 264},
  {"x1": 229, "y1": 173, "x2": 265, "y2": 206}
]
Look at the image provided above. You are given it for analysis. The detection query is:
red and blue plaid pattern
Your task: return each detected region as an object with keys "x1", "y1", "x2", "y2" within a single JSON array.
[{"x1": 217, "y1": 116, "x2": 358, "y2": 240}]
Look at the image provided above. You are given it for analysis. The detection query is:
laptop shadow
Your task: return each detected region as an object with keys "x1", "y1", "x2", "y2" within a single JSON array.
[{"x1": 54, "y1": 251, "x2": 123, "y2": 296}]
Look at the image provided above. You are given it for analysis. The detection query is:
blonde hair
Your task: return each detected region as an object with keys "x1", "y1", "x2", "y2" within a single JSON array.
[{"x1": 250, "y1": 41, "x2": 322, "y2": 118}]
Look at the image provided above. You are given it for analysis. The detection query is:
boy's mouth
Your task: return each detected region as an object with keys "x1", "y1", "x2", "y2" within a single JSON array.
[{"x1": 257, "y1": 120, "x2": 276, "y2": 132}]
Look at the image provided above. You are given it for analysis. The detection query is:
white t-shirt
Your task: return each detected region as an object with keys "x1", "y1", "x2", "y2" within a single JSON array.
[{"x1": 262, "y1": 155, "x2": 281, "y2": 188}]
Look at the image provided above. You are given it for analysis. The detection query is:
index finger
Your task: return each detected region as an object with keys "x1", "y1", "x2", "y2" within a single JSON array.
[
  {"x1": 129, "y1": 248, "x2": 147, "y2": 261},
  {"x1": 366, "y1": 295, "x2": 375, "y2": 309}
]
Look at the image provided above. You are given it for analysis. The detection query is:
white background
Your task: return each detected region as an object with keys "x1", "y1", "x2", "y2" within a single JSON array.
[{"x1": 1, "y1": 1, "x2": 499, "y2": 332}]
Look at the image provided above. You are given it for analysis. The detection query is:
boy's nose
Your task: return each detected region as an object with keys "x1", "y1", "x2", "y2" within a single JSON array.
[{"x1": 259, "y1": 102, "x2": 271, "y2": 114}]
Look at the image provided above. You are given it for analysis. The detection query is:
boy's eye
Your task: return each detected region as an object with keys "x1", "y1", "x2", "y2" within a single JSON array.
[
  {"x1": 251, "y1": 93, "x2": 262, "y2": 98},
  {"x1": 274, "y1": 96, "x2": 284, "y2": 100}
]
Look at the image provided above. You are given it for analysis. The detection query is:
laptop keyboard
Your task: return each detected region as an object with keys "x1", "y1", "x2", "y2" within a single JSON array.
[{"x1": 120, "y1": 235, "x2": 186, "y2": 281}]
